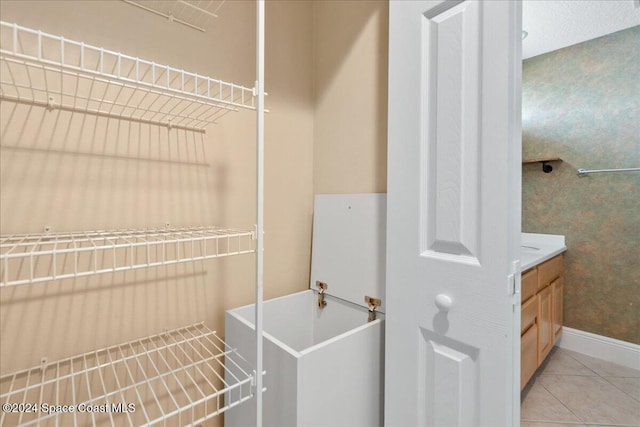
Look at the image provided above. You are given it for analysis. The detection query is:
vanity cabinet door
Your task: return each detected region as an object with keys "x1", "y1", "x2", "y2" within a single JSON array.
[
  {"x1": 521, "y1": 323, "x2": 538, "y2": 390},
  {"x1": 521, "y1": 294, "x2": 537, "y2": 334},
  {"x1": 537, "y1": 285, "x2": 553, "y2": 365},
  {"x1": 552, "y1": 276, "x2": 563, "y2": 342},
  {"x1": 521, "y1": 295, "x2": 538, "y2": 389}
]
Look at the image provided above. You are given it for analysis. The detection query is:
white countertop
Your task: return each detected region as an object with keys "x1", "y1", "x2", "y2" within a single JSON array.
[{"x1": 521, "y1": 233, "x2": 567, "y2": 271}]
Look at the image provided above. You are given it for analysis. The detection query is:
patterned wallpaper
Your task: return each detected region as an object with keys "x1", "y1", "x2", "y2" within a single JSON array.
[{"x1": 522, "y1": 25, "x2": 639, "y2": 344}]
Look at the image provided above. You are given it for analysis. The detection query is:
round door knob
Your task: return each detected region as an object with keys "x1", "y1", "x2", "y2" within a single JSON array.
[{"x1": 435, "y1": 294, "x2": 453, "y2": 312}]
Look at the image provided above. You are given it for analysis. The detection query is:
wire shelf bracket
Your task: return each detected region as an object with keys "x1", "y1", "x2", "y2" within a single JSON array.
[{"x1": 0, "y1": 323, "x2": 256, "y2": 427}]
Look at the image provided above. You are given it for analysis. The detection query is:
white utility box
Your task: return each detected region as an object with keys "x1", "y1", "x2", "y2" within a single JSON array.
[{"x1": 225, "y1": 194, "x2": 386, "y2": 427}]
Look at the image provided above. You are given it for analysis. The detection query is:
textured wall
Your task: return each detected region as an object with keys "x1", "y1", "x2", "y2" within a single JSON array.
[{"x1": 522, "y1": 26, "x2": 639, "y2": 344}]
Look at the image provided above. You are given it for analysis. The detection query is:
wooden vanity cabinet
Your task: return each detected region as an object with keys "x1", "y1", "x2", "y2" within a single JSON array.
[
  {"x1": 538, "y1": 254, "x2": 564, "y2": 352},
  {"x1": 552, "y1": 276, "x2": 564, "y2": 341},
  {"x1": 521, "y1": 322, "x2": 538, "y2": 389},
  {"x1": 538, "y1": 254, "x2": 563, "y2": 291},
  {"x1": 521, "y1": 268, "x2": 538, "y2": 303},
  {"x1": 520, "y1": 253, "x2": 564, "y2": 390},
  {"x1": 520, "y1": 267, "x2": 539, "y2": 389},
  {"x1": 521, "y1": 289, "x2": 538, "y2": 389},
  {"x1": 537, "y1": 285, "x2": 553, "y2": 363}
]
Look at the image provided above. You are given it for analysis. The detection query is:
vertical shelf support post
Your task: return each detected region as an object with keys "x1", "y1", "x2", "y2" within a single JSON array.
[{"x1": 255, "y1": 1, "x2": 265, "y2": 426}]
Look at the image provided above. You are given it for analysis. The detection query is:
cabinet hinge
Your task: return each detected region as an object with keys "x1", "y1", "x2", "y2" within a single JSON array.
[
  {"x1": 365, "y1": 295, "x2": 381, "y2": 322},
  {"x1": 316, "y1": 281, "x2": 328, "y2": 309}
]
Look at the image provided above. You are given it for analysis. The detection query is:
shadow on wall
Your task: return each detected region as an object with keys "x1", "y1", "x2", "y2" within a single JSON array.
[
  {"x1": 313, "y1": 1, "x2": 389, "y2": 194},
  {"x1": 0, "y1": 102, "x2": 216, "y2": 231},
  {"x1": 313, "y1": 1, "x2": 387, "y2": 102},
  {"x1": 0, "y1": 101, "x2": 250, "y2": 373},
  {"x1": 265, "y1": 0, "x2": 314, "y2": 108}
]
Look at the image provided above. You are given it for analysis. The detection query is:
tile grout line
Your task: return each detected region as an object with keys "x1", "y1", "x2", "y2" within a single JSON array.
[
  {"x1": 523, "y1": 348, "x2": 640, "y2": 426},
  {"x1": 540, "y1": 349, "x2": 596, "y2": 425},
  {"x1": 523, "y1": 348, "x2": 586, "y2": 425},
  {"x1": 561, "y1": 347, "x2": 602, "y2": 377},
  {"x1": 563, "y1": 347, "x2": 640, "y2": 377},
  {"x1": 551, "y1": 348, "x2": 640, "y2": 426},
  {"x1": 540, "y1": 380, "x2": 587, "y2": 425},
  {"x1": 564, "y1": 347, "x2": 640, "y2": 404},
  {"x1": 599, "y1": 376, "x2": 640, "y2": 404}
]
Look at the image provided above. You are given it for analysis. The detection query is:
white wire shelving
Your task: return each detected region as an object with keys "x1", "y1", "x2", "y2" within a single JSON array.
[
  {"x1": 122, "y1": 0, "x2": 226, "y2": 33},
  {"x1": 0, "y1": 20, "x2": 256, "y2": 132},
  {"x1": 0, "y1": 323, "x2": 256, "y2": 427},
  {"x1": 0, "y1": 0, "x2": 266, "y2": 422},
  {"x1": 0, "y1": 226, "x2": 255, "y2": 287}
]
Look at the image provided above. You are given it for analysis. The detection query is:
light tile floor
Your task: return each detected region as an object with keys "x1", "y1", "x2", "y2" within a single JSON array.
[{"x1": 521, "y1": 346, "x2": 640, "y2": 427}]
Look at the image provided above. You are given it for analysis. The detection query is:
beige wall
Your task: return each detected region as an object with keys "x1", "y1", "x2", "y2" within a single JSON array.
[
  {"x1": 0, "y1": 3, "x2": 389, "y2": 422},
  {"x1": 0, "y1": 0, "x2": 314, "y2": 379},
  {"x1": 313, "y1": 0, "x2": 388, "y2": 194}
]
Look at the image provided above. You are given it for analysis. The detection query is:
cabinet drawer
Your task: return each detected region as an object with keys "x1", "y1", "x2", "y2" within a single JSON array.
[
  {"x1": 522, "y1": 268, "x2": 538, "y2": 302},
  {"x1": 521, "y1": 295, "x2": 537, "y2": 334},
  {"x1": 521, "y1": 323, "x2": 538, "y2": 390},
  {"x1": 538, "y1": 254, "x2": 563, "y2": 290}
]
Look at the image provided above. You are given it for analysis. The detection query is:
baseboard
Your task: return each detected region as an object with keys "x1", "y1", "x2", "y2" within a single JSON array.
[{"x1": 556, "y1": 326, "x2": 640, "y2": 371}]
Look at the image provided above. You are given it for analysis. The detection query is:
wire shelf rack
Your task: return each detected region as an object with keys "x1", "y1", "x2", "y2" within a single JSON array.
[
  {"x1": 122, "y1": 1, "x2": 227, "y2": 33},
  {"x1": 0, "y1": 21, "x2": 255, "y2": 132},
  {"x1": 0, "y1": 226, "x2": 255, "y2": 287},
  {"x1": 0, "y1": 322, "x2": 256, "y2": 427}
]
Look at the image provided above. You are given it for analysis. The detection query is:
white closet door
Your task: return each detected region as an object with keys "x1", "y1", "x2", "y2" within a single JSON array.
[{"x1": 385, "y1": 1, "x2": 522, "y2": 426}]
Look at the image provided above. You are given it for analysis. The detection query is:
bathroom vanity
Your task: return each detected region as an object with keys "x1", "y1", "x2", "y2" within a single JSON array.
[{"x1": 520, "y1": 233, "x2": 567, "y2": 389}]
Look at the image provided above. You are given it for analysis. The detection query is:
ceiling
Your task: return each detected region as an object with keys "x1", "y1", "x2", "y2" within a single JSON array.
[{"x1": 522, "y1": 0, "x2": 640, "y2": 59}]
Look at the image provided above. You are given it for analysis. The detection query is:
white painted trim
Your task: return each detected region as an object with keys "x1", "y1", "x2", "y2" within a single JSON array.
[{"x1": 556, "y1": 326, "x2": 640, "y2": 371}]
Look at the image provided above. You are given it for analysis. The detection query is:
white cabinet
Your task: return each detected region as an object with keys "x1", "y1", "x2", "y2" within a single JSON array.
[
  {"x1": 226, "y1": 194, "x2": 386, "y2": 427},
  {"x1": 226, "y1": 291, "x2": 384, "y2": 427}
]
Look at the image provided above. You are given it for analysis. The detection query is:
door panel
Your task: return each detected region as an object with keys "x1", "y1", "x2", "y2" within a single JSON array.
[
  {"x1": 419, "y1": 328, "x2": 479, "y2": 426},
  {"x1": 421, "y1": 0, "x2": 481, "y2": 261},
  {"x1": 386, "y1": 1, "x2": 522, "y2": 426}
]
